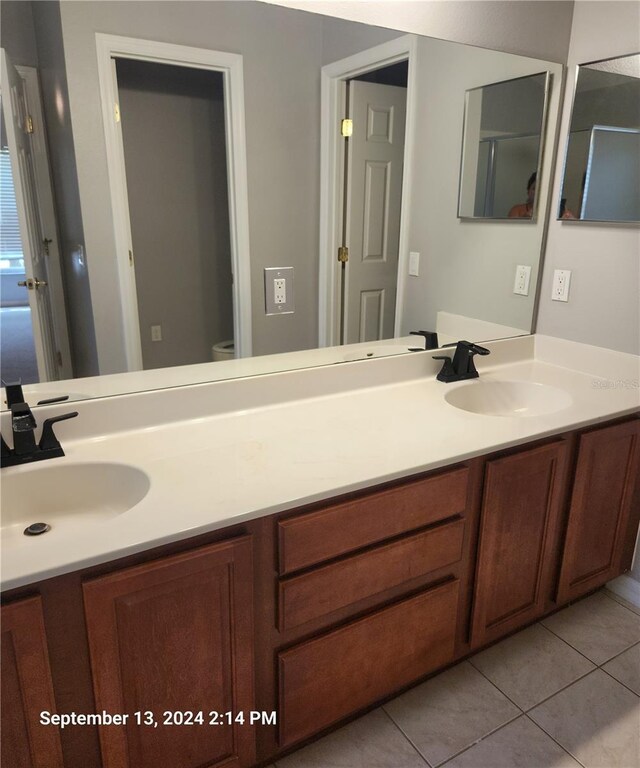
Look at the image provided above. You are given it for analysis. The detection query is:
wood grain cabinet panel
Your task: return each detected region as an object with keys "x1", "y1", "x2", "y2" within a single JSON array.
[
  {"x1": 278, "y1": 580, "x2": 459, "y2": 748},
  {"x1": 278, "y1": 518, "x2": 464, "y2": 631},
  {"x1": 83, "y1": 536, "x2": 255, "y2": 768},
  {"x1": 1, "y1": 596, "x2": 64, "y2": 768},
  {"x1": 278, "y1": 467, "x2": 469, "y2": 574},
  {"x1": 557, "y1": 420, "x2": 640, "y2": 603},
  {"x1": 471, "y1": 442, "x2": 569, "y2": 647}
]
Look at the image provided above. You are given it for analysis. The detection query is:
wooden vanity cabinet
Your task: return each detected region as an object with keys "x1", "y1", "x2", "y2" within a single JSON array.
[
  {"x1": 470, "y1": 441, "x2": 570, "y2": 648},
  {"x1": 557, "y1": 419, "x2": 640, "y2": 603},
  {"x1": 82, "y1": 535, "x2": 255, "y2": 768},
  {"x1": 272, "y1": 464, "x2": 480, "y2": 751},
  {"x1": 1, "y1": 596, "x2": 64, "y2": 768}
]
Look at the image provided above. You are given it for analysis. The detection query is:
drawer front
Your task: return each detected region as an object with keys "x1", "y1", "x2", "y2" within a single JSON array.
[
  {"x1": 278, "y1": 579, "x2": 459, "y2": 748},
  {"x1": 278, "y1": 467, "x2": 469, "y2": 574},
  {"x1": 279, "y1": 518, "x2": 464, "y2": 631}
]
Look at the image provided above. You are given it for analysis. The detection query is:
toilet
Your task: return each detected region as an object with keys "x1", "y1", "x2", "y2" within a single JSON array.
[{"x1": 211, "y1": 340, "x2": 235, "y2": 362}]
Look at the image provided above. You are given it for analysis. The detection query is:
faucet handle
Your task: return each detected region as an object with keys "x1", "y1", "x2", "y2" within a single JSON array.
[
  {"x1": 433, "y1": 355, "x2": 456, "y2": 382},
  {"x1": 410, "y1": 331, "x2": 439, "y2": 351},
  {"x1": 39, "y1": 412, "x2": 79, "y2": 452},
  {"x1": 3, "y1": 381, "x2": 25, "y2": 408}
]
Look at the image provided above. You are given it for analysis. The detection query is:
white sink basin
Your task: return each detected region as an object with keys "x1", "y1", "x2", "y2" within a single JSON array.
[
  {"x1": 444, "y1": 380, "x2": 572, "y2": 417},
  {"x1": 1, "y1": 462, "x2": 150, "y2": 540}
]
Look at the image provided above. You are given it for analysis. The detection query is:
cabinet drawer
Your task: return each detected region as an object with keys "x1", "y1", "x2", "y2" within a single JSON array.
[
  {"x1": 278, "y1": 467, "x2": 469, "y2": 574},
  {"x1": 278, "y1": 579, "x2": 459, "y2": 748},
  {"x1": 279, "y1": 518, "x2": 464, "y2": 631}
]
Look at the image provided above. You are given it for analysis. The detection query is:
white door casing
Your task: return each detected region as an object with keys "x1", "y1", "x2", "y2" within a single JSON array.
[
  {"x1": 344, "y1": 80, "x2": 406, "y2": 344},
  {"x1": 1, "y1": 49, "x2": 60, "y2": 382},
  {"x1": 95, "y1": 34, "x2": 252, "y2": 370}
]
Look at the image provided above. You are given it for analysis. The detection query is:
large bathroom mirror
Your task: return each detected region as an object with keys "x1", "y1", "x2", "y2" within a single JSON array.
[
  {"x1": 0, "y1": 0, "x2": 564, "y2": 407},
  {"x1": 458, "y1": 72, "x2": 550, "y2": 220},
  {"x1": 558, "y1": 52, "x2": 640, "y2": 222}
]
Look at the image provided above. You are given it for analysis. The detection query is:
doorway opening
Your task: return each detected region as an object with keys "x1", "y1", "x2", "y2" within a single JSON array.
[
  {"x1": 96, "y1": 35, "x2": 252, "y2": 371},
  {"x1": 114, "y1": 58, "x2": 234, "y2": 370},
  {"x1": 318, "y1": 35, "x2": 416, "y2": 349},
  {"x1": 0, "y1": 136, "x2": 38, "y2": 383}
]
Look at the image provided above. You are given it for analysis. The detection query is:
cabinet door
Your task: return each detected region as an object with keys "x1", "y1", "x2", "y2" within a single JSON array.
[
  {"x1": 471, "y1": 442, "x2": 569, "y2": 647},
  {"x1": 557, "y1": 420, "x2": 640, "y2": 604},
  {"x1": 1, "y1": 596, "x2": 64, "y2": 768},
  {"x1": 83, "y1": 536, "x2": 255, "y2": 768}
]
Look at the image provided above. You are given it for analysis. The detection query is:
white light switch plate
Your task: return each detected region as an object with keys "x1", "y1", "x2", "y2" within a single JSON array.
[{"x1": 409, "y1": 251, "x2": 420, "y2": 277}]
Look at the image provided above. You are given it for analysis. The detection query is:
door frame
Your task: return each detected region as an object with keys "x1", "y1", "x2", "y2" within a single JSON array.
[
  {"x1": 318, "y1": 34, "x2": 417, "y2": 347},
  {"x1": 95, "y1": 34, "x2": 252, "y2": 369}
]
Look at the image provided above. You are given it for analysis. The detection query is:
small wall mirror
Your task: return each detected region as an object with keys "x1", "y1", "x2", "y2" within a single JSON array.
[
  {"x1": 458, "y1": 72, "x2": 550, "y2": 220},
  {"x1": 558, "y1": 53, "x2": 640, "y2": 223}
]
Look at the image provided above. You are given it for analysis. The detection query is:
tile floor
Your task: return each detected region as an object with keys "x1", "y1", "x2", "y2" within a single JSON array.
[{"x1": 270, "y1": 590, "x2": 640, "y2": 768}]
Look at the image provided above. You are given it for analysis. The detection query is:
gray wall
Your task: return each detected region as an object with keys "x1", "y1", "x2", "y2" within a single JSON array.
[
  {"x1": 117, "y1": 60, "x2": 233, "y2": 369},
  {"x1": 268, "y1": 0, "x2": 574, "y2": 63},
  {"x1": 400, "y1": 37, "x2": 562, "y2": 335},
  {"x1": 1, "y1": 0, "x2": 38, "y2": 67},
  {"x1": 537, "y1": 0, "x2": 640, "y2": 356}
]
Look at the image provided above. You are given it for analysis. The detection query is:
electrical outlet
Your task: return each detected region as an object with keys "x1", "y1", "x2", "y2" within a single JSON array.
[
  {"x1": 274, "y1": 278, "x2": 286, "y2": 305},
  {"x1": 151, "y1": 325, "x2": 162, "y2": 342},
  {"x1": 513, "y1": 265, "x2": 532, "y2": 296},
  {"x1": 513, "y1": 264, "x2": 531, "y2": 296},
  {"x1": 409, "y1": 251, "x2": 420, "y2": 277},
  {"x1": 264, "y1": 267, "x2": 294, "y2": 314},
  {"x1": 552, "y1": 269, "x2": 571, "y2": 302}
]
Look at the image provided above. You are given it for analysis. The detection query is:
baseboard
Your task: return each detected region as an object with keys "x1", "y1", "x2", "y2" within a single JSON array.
[{"x1": 606, "y1": 574, "x2": 640, "y2": 608}]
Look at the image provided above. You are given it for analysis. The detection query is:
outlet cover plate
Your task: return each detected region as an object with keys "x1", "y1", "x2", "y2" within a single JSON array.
[
  {"x1": 265, "y1": 267, "x2": 294, "y2": 315},
  {"x1": 552, "y1": 269, "x2": 571, "y2": 302}
]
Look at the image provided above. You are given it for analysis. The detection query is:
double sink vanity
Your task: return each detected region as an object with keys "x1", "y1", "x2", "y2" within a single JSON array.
[{"x1": 1, "y1": 334, "x2": 639, "y2": 768}]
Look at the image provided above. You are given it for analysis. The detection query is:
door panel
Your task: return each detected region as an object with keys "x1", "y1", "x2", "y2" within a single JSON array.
[
  {"x1": 557, "y1": 420, "x2": 640, "y2": 603},
  {"x1": 1, "y1": 597, "x2": 64, "y2": 768},
  {"x1": 471, "y1": 442, "x2": 569, "y2": 647},
  {"x1": 83, "y1": 536, "x2": 255, "y2": 768},
  {"x1": 1, "y1": 49, "x2": 58, "y2": 380},
  {"x1": 345, "y1": 81, "x2": 406, "y2": 343}
]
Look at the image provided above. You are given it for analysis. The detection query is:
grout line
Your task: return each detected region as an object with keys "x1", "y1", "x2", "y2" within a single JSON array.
[
  {"x1": 599, "y1": 664, "x2": 640, "y2": 699},
  {"x1": 466, "y1": 659, "x2": 526, "y2": 713},
  {"x1": 604, "y1": 588, "x2": 640, "y2": 617},
  {"x1": 601, "y1": 588, "x2": 640, "y2": 617},
  {"x1": 380, "y1": 707, "x2": 433, "y2": 767},
  {"x1": 523, "y1": 713, "x2": 588, "y2": 768},
  {"x1": 539, "y1": 620, "x2": 605, "y2": 665},
  {"x1": 599, "y1": 639, "x2": 640, "y2": 667},
  {"x1": 523, "y1": 667, "x2": 597, "y2": 713},
  {"x1": 429, "y1": 712, "x2": 522, "y2": 768}
]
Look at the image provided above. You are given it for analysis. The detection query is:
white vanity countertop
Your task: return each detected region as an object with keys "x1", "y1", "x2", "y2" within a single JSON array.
[{"x1": 1, "y1": 335, "x2": 638, "y2": 591}]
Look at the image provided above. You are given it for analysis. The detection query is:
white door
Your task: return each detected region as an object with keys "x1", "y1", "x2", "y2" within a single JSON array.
[
  {"x1": 344, "y1": 80, "x2": 406, "y2": 344},
  {"x1": 1, "y1": 49, "x2": 58, "y2": 381}
]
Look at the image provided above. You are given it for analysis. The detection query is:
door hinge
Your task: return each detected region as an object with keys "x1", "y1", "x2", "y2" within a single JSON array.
[
  {"x1": 25, "y1": 115, "x2": 34, "y2": 134},
  {"x1": 128, "y1": 249, "x2": 134, "y2": 265},
  {"x1": 56, "y1": 350, "x2": 63, "y2": 367},
  {"x1": 114, "y1": 103, "x2": 121, "y2": 122},
  {"x1": 43, "y1": 237, "x2": 52, "y2": 256},
  {"x1": 340, "y1": 118, "x2": 353, "y2": 138},
  {"x1": 338, "y1": 246, "x2": 349, "y2": 263}
]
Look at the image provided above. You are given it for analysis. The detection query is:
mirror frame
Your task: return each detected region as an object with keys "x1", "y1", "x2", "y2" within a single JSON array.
[{"x1": 556, "y1": 51, "x2": 640, "y2": 224}]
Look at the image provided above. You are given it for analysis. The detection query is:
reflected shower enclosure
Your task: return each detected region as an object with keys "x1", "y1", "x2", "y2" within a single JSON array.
[
  {"x1": 559, "y1": 53, "x2": 640, "y2": 223},
  {"x1": 458, "y1": 72, "x2": 550, "y2": 220}
]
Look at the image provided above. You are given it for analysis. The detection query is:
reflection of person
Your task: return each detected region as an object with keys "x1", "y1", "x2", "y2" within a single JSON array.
[{"x1": 508, "y1": 172, "x2": 536, "y2": 218}]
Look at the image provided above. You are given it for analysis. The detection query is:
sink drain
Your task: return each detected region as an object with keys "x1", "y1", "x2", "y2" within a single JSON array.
[{"x1": 24, "y1": 522, "x2": 51, "y2": 536}]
